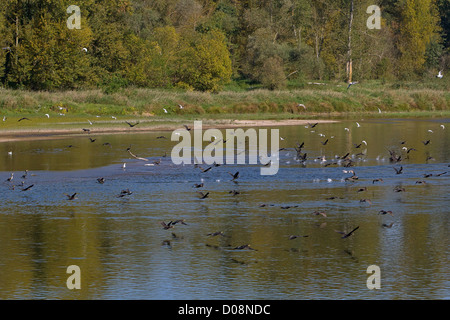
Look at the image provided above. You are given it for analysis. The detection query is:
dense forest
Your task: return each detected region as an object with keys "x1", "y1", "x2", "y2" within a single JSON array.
[{"x1": 0, "y1": 0, "x2": 448, "y2": 92}]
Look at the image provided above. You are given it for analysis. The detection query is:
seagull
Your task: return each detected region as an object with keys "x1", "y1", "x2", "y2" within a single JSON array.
[
  {"x1": 178, "y1": 104, "x2": 184, "y2": 109},
  {"x1": 347, "y1": 81, "x2": 358, "y2": 89},
  {"x1": 436, "y1": 70, "x2": 443, "y2": 79},
  {"x1": 126, "y1": 147, "x2": 148, "y2": 161},
  {"x1": 356, "y1": 122, "x2": 361, "y2": 127},
  {"x1": 45, "y1": 114, "x2": 50, "y2": 118},
  {"x1": 163, "y1": 108, "x2": 168, "y2": 113}
]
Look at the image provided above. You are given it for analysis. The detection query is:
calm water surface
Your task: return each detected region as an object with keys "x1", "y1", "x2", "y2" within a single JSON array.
[{"x1": 0, "y1": 118, "x2": 449, "y2": 300}]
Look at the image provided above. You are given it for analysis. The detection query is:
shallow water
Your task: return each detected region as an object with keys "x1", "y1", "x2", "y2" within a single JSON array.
[{"x1": 0, "y1": 118, "x2": 449, "y2": 300}]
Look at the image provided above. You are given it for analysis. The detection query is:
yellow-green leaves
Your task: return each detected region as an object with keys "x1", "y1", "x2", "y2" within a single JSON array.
[{"x1": 175, "y1": 30, "x2": 232, "y2": 92}]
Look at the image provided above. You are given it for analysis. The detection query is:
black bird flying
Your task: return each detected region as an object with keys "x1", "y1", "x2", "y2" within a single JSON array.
[{"x1": 335, "y1": 226, "x2": 359, "y2": 239}]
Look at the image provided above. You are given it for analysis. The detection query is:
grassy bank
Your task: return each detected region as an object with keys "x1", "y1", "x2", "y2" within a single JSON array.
[{"x1": 0, "y1": 80, "x2": 449, "y2": 125}]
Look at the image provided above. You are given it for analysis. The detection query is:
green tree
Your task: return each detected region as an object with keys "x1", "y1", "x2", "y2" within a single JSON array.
[
  {"x1": 259, "y1": 55, "x2": 286, "y2": 90},
  {"x1": 397, "y1": 0, "x2": 441, "y2": 77},
  {"x1": 175, "y1": 30, "x2": 232, "y2": 92},
  {"x1": 1, "y1": 0, "x2": 97, "y2": 89},
  {"x1": 303, "y1": 0, "x2": 342, "y2": 80},
  {"x1": 436, "y1": 0, "x2": 449, "y2": 48},
  {"x1": 0, "y1": 5, "x2": 8, "y2": 85},
  {"x1": 148, "y1": 26, "x2": 180, "y2": 87}
]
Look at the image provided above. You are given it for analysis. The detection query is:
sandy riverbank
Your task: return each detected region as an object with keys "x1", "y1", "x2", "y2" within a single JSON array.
[{"x1": 0, "y1": 119, "x2": 338, "y2": 143}]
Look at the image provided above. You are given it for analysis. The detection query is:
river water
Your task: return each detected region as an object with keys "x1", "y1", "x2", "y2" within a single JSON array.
[{"x1": 0, "y1": 118, "x2": 448, "y2": 299}]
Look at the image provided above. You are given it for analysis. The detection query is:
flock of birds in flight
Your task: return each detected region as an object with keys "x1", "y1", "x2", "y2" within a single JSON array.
[
  {"x1": 170, "y1": 122, "x2": 447, "y2": 252},
  {"x1": 153, "y1": 121, "x2": 448, "y2": 252},
  {"x1": 2, "y1": 113, "x2": 449, "y2": 253}
]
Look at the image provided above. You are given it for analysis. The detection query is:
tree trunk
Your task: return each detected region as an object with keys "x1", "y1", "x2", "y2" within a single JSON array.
[
  {"x1": 346, "y1": 0, "x2": 354, "y2": 83},
  {"x1": 315, "y1": 33, "x2": 321, "y2": 80},
  {"x1": 14, "y1": 11, "x2": 20, "y2": 77}
]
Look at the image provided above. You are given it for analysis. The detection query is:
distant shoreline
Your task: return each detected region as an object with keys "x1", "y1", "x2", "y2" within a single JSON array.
[{"x1": 0, "y1": 119, "x2": 338, "y2": 143}]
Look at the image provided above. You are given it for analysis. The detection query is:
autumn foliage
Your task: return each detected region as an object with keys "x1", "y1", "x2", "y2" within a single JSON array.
[{"x1": 0, "y1": 0, "x2": 447, "y2": 92}]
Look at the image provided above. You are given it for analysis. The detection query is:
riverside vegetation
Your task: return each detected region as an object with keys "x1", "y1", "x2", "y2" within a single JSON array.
[{"x1": 0, "y1": 79, "x2": 448, "y2": 131}]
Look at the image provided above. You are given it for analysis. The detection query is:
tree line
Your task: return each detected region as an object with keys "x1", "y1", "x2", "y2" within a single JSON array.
[{"x1": 0, "y1": 0, "x2": 448, "y2": 92}]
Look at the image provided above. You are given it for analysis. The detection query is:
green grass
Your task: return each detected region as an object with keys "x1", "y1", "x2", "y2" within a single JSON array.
[{"x1": 0, "y1": 79, "x2": 449, "y2": 129}]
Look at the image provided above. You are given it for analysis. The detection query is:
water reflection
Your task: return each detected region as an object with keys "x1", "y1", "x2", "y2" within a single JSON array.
[{"x1": 0, "y1": 118, "x2": 449, "y2": 299}]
